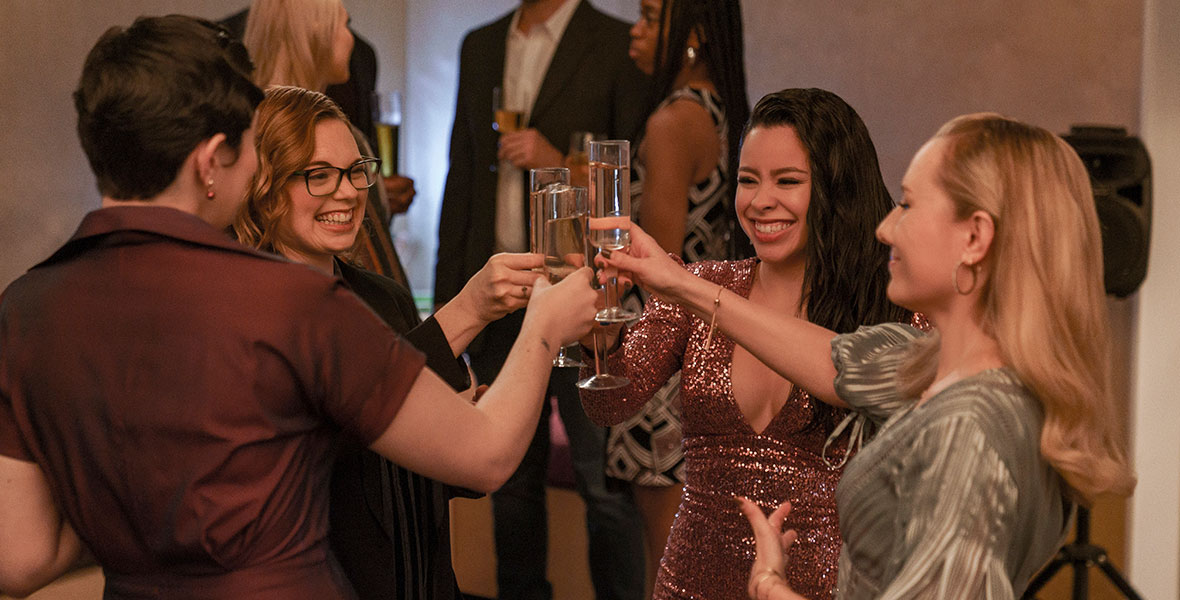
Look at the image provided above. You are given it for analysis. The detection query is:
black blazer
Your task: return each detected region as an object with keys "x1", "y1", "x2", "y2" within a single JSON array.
[
  {"x1": 434, "y1": 0, "x2": 649, "y2": 321},
  {"x1": 330, "y1": 260, "x2": 473, "y2": 600}
]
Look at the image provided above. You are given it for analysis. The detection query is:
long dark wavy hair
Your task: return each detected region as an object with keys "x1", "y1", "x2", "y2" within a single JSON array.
[
  {"x1": 745, "y1": 89, "x2": 911, "y2": 427},
  {"x1": 648, "y1": 0, "x2": 749, "y2": 256}
]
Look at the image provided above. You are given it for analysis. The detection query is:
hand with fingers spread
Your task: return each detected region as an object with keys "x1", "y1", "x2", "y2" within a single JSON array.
[
  {"x1": 737, "y1": 498, "x2": 805, "y2": 600},
  {"x1": 433, "y1": 252, "x2": 544, "y2": 356},
  {"x1": 498, "y1": 129, "x2": 564, "y2": 171}
]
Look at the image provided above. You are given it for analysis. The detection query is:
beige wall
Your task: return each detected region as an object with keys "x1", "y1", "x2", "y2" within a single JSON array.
[
  {"x1": 1131, "y1": 0, "x2": 1180, "y2": 596},
  {"x1": 741, "y1": 1, "x2": 1142, "y2": 201},
  {"x1": 1, "y1": 1, "x2": 1175, "y2": 598},
  {"x1": 0, "y1": 0, "x2": 403, "y2": 290}
]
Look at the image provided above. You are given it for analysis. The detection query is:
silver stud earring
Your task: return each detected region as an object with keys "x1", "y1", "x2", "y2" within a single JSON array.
[{"x1": 685, "y1": 46, "x2": 697, "y2": 65}]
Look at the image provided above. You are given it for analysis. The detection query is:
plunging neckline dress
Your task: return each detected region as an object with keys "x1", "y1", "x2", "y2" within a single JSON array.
[{"x1": 582, "y1": 258, "x2": 842, "y2": 599}]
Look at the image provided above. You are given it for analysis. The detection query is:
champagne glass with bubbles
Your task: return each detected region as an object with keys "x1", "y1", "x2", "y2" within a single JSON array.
[
  {"x1": 529, "y1": 167, "x2": 569, "y2": 258},
  {"x1": 587, "y1": 140, "x2": 639, "y2": 323},
  {"x1": 542, "y1": 185, "x2": 589, "y2": 368}
]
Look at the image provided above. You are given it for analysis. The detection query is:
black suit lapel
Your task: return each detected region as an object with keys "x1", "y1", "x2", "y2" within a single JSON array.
[
  {"x1": 490, "y1": 15, "x2": 511, "y2": 87},
  {"x1": 530, "y1": 0, "x2": 599, "y2": 125},
  {"x1": 481, "y1": 14, "x2": 513, "y2": 129}
]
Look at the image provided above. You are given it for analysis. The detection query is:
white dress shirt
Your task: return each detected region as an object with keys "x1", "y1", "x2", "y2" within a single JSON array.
[{"x1": 493, "y1": 0, "x2": 580, "y2": 253}]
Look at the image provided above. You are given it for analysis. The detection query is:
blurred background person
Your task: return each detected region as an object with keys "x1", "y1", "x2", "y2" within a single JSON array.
[
  {"x1": 610, "y1": 0, "x2": 750, "y2": 591},
  {"x1": 434, "y1": 1, "x2": 650, "y2": 598},
  {"x1": 580, "y1": 89, "x2": 914, "y2": 600},
  {"x1": 220, "y1": 5, "x2": 378, "y2": 144}
]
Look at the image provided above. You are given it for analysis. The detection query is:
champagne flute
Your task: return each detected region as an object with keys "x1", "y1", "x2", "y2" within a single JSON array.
[
  {"x1": 575, "y1": 183, "x2": 630, "y2": 388},
  {"x1": 542, "y1": 185, "x2": 589, "y2": 368},
  {"x1": 529, "y1": 168, "x2": 570, "y2": 257},
  {"x1": 587, "y1": 140, "x2": 639, "y2": 323},
  {"x1": 371, "y1": 91, "x2": 402, "y2": 178},
  {"x1": 492, "y1": 86, "x2": 525, "y2": 134}
]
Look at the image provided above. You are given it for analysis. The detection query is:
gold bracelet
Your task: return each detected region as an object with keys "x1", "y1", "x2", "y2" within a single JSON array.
[
  {"x1": 702, "y1": 285, "x2": 724, "y2": 351},
  {"x1": 751, "y1": 568, "x2": 783, "y2": 600}
]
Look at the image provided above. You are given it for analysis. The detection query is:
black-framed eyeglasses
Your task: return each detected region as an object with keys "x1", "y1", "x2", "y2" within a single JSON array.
[{"x1": 292, "y1": 157, "x2": 381, "y2": 197}]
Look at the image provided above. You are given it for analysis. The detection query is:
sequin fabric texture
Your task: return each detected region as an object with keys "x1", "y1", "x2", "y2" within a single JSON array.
[{"x1": 581, "y1": 258, "x2": 842, "y2": 600}]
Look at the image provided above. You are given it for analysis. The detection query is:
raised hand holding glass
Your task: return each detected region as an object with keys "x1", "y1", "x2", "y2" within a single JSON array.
[
  {"x1": 542, "y1": 185, "x2": 589, "y2": 368},
  {"x1": 587, "y1": 140, "x2": 639, "y2": 323}
]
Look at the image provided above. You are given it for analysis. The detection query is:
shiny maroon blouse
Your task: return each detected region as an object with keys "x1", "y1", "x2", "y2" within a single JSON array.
[{"x1": 0, "y1": 206, "x2": 425, "y2": 599}]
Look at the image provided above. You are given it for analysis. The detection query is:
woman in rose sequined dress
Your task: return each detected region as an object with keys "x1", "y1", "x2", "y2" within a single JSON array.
[{"x1": 580, "y1": 88, "x2": 911, "y2": 599}]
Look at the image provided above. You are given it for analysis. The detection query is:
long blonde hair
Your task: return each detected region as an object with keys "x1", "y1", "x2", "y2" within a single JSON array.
[
  {"x1": 243, "y1": 0, "x2": 343, "y2": 90},
  {"x1": 898, "y1": 113, "x2": 1135, "y2": 504}
]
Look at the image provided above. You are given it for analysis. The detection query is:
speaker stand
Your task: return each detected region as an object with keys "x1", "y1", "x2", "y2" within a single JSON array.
[{"x1": 1022, "y1": 507, "x2": 1142, "y2": 600}]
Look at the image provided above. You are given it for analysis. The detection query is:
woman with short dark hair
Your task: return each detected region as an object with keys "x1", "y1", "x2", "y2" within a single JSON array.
[{"x1": 0, "y1": 15, "x2": 596, "y2": 599}]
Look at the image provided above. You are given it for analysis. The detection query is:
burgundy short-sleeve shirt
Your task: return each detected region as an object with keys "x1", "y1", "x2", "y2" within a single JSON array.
[{"x1": 0, "y1": 206, "x2": 425, "y2": 598}]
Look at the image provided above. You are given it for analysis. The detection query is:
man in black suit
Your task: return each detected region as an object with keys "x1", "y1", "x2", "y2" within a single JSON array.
[{"x1": 435, "y1": 1, "x2": 648, "y2": 599}]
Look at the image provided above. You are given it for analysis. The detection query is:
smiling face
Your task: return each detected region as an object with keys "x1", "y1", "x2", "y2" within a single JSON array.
[
  {"x1": 734, "y1": 125, "x2": 811, "y2": 268},
  {"x1": 876, "y1": 137, "x2": 972, "y2": 313},
  {"x1": 629, "y1": 0, "x2": 662, "y2": 75},
  {"x1": 276, "y1": 118, "x2": 366, "y2": 270}
]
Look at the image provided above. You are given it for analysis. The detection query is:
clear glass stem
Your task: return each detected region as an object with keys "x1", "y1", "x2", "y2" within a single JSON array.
[
  {"x1": 592, "y1": 331, "x2": 605, "y2": 377},
  {"x1": 606, "y1": 275, "x2": 620, "y2": 312}
]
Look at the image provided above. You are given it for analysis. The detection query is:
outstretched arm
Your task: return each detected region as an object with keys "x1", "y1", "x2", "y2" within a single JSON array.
[
  {"x1": 604, "y1": 224, "x2": 846, "y2": 408},
  {"x1": 432, "y1": 252, "x2": 544, "y2": 357},
  {"x1": 370, "y1": 268, "x2": 598, "y2": 492},
  {"x1": 0, "y1": 455, "x2": 84, "y2": 598}
]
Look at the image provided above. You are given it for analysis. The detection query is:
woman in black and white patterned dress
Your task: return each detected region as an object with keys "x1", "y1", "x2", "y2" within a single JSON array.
[{"x1": 612, "y1": 0, "x2": 750, "y2": 591}]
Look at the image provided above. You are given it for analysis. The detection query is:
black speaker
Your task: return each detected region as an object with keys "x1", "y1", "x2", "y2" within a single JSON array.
[{"x1": 1062, "y1": 125, "x2": 1152, "y2": 298}]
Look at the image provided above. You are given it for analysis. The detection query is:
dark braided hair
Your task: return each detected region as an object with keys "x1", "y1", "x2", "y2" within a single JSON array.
[
  {"x1": 648, "y1": 0, "x2": 750, "y2": 257},
  {"x1": 744, "y1": 89, "x2": 911, "y2": 427}
]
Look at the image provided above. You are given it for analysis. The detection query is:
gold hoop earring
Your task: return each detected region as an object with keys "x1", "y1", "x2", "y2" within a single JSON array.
[{"x1": 952, "y1": 261, "x2": 979, "y2": 295}]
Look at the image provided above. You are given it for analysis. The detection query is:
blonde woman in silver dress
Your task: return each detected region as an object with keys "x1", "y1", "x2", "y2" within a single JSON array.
[{"x1": 606, "y1": 113, "x2": 1136, "y2": 599}]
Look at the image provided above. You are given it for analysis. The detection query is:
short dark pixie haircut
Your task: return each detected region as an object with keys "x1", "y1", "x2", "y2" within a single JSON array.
[{"x1": 74, "y1": 15, "x2": 264, "y2": 200}]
